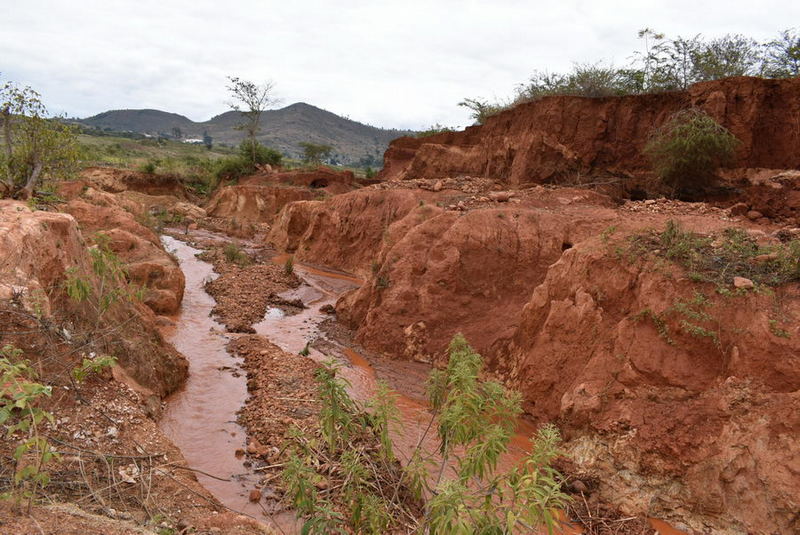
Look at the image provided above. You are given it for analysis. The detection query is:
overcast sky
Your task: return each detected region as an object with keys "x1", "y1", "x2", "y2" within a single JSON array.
[{"x1": 1, "y1": 1, "x2": 797, "y2": 130}]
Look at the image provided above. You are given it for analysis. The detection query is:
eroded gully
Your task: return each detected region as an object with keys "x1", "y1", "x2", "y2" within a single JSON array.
[{"x1": 158, "y1": 233, "x2": 684, "y2": 535}]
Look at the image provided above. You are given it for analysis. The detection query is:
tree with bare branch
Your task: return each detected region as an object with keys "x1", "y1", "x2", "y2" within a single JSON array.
[
  {"x1": 0, "y1": 79, "x2": 78, "y2": 199},
  {"x1": 226, "y1": 76, "x2": 277, "y2": 166}
]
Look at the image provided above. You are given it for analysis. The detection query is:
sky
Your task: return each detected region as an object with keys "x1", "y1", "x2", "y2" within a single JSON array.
[{"x1": 1, "y1": 1, "x2": 797, "y2": 130}]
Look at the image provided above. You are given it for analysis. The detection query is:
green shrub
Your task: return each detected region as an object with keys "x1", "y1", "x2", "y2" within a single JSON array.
[
  {"x1": 222, "y1": 242, "x2": 249, "y2": 266},
  {"x1": 239, "y1": 139, "x2": 282, "y2": 166},
  {"x1": 282, "y1": 335, "x2": 570, "y2": 534},
  {"x1": 139, "y1": 159, "x2": 159, "y2": 174},
  {"x1": 630, "y1": 220, "x2": 800, "y2": 288},
  {"x1": 415, "y1": 124, "x2": 455, "y2": 137},
  {"x1": 644, "y1": 108, "x2": 739, "y2": 198},
  {"x1": 214, "y1": 156, "x2": 252, "y2": 181}
]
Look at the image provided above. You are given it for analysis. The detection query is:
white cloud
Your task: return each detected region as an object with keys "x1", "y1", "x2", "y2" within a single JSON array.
[{"x1": 1, "y1": 0, "x2": 797, "y2": 129}]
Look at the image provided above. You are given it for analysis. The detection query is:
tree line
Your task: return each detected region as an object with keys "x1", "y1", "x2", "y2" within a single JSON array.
[{"x1": 461, "y1": 28, "x2": 800, "y2": 124}]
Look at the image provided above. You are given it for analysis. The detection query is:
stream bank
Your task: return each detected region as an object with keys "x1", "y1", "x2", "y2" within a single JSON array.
[{"x1": 157, "y1": 229, "x2": 684, "y2": 535}]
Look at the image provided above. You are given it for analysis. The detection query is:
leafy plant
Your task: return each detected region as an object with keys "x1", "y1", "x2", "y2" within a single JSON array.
[
  {"x1": 284, "y1": 256, "x2": 294, "y2": 276},
  {"x1": 630, "y1": 220, "x2": 800, "y2": 288},
  {"x1": 1, "y1": 80, "x2": 79, "y2": 199},
  {"x1": 281, "y1": 335, "x2": 570, "y2": 534},
  {"x1": 299, "y1": 142, "x2": 333, "y2": 166},
  {"x1": 223, "y1": 242, "x2": 250, "y2": 266},
  {"x1": 139, "y1": 158, "x2": 159, "y2": 174},
  {"x1": 0, "y1": 344, "x2": 57, "y2": 512},
  {"x1": 65, "y1": 233, "x2": 143, "y2": 329},
  {"x1": 644, "y1": 108, "x2": 739, "y2": 198},
  {"x1": 239, "y1": 139, "x2": 282, "y2": 167},
  {"x1": 71, "y1": 355, "x2": 118, "y2": 382}
]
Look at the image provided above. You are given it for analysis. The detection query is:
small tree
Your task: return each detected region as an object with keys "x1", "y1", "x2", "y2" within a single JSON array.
[
  {"x1": 690, "y1": 34, "x2": 762, "y2": 81},
  {"x1": 763, "y1": 28, "x2": 800, "y2": 78},
  {"x1": 644, "y1": 108, "x2": 739, "y2": 197},
  {"x1": 1, "y1": 81, "x2": 79, "y2": 199},
  {"x1": 202, "y1": 130, "x2": 213, "y2": 150},
  {"x1": 299, "y1": 142, "x2": 333, "y2": 166},
  {"x1": 458, "y1": 97, "x2": 508, "y2": 125},
  {"x1": 226, "y1": 76, "x2": 277, "y2": 166}
]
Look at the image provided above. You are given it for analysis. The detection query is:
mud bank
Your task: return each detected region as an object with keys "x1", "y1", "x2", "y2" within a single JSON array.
[{"x1": 380, "y1": 76, "x2": 800, "y2": 186}]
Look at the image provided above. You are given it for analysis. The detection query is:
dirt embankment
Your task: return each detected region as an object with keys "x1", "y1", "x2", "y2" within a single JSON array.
[
  {"x1": 380, "y1": 77, "x2": 800, "y2": 187},
  {"x1": 203, "y1": 167, "x2": 359, "y2": 238},
  {"x1": 56, "y1": 187, "x2": 187, "y2": 315},
  {"x1": 491, "y1": 234, "x2": 799, "y2": 534},
  {"x1": 0, "y1": 200, "x2": 186, "y2": 396},
  {"x1": 0, "y1": 198, "x2": 272, "y2": 534},
  {"x1": 266, "y1": 176, "x2": 800, "y2": 534}
]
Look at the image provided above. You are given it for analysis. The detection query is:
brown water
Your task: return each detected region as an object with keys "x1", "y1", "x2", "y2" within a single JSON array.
[
  {"x1": 159, "y1": 233, "x2": 685, "y2": 535},
  {"x1": 158, "y1": 236, "x2": 296, "y2": 530}
]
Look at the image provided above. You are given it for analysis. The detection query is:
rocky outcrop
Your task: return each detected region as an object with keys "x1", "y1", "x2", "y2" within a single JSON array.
[
  {"x1": 78, "y1": 166, "x2": 191, "y2": 198},
  {"x1": 489, "y1": 236, "x2": 800, "y2": 535},
  {"x1": 0, "y1": 201, "x2": 187, "y2": 397},
  {"x1": 381, "y1": 77, "x2": 800, "y2": 186},
  {"x1": 59, "y1": 191, "x2": 186, "y2": 315},
  {"x1": 240, "y1": 166, "x2": 356, "y2": 194},
  {"x1": 267, "y1": 189, "x2": 434, "y2": 276},
  {"x1": 205, "y1": 184, "x2": 317, "y2": 236},
  {"x1": 337, "y1": 205, "x2": 616, "y2": 361}
]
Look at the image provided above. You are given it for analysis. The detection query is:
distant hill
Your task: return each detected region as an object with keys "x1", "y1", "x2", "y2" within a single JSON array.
[{"x1": 80, "y1": 103, "x2": 413, "y2": 166}]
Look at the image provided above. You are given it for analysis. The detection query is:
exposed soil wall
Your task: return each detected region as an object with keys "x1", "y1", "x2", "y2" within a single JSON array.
[
  {"x1": 381, "y1": 77, "x2": 800, "y2": 186},
  {"x1": 490, "y1": 237, "x2": 800, "y2": 534},
  {"x1": 0, "y1": 201, "x2": 187, "y2": 397}
]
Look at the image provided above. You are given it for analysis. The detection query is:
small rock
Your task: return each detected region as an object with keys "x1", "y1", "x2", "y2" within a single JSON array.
[
  {"x1": 728, "y1": 202, "x2": 749, "y2": 217},
  {"x1": 644, "y1": 199, "x2": 656, "y2": 205},
  {"x1": 746, "y1": 210, "x2": 763, "y2": 221},
  {"x1": 249, "y1": 489, "x2": 262, "y2": 503},
  {"x1": 431, "y1": 180, "x2": 443, "y2": 192},
  {"x1": 733, "y1": 276, "x2": 755, "y2": 290},
  {"x1": 489, "y1": 191, "x2": 511, "y2": 202},
  {"x1": 234, "y1": 448, "x2": 245, "y2": 458},
  {"x1": 319, "y1": 304, "x2": 335, "y2": 314}
]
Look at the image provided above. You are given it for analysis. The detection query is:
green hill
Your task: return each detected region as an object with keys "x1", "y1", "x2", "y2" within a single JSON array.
[{"x1": 80, "y1": 103, "x2": 412, "y2": 166}]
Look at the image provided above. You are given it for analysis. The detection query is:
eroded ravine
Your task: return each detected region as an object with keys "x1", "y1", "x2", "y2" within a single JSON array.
[
  {"x1": 158, "y1": 236, "x2": 270, "y2": 518},
  {"x1": 158, "y1": 233, "x2": 683, "y2": 535}
]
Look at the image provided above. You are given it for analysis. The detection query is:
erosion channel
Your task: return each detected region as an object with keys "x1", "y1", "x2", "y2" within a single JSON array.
[{"x1": 158, "y1": 230, "x2": 683, "y2": 535}]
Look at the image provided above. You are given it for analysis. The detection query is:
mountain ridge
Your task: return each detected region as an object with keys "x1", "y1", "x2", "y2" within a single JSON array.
[{"x1": 80, "y1": 102, "x2": 413, "y2": 166}]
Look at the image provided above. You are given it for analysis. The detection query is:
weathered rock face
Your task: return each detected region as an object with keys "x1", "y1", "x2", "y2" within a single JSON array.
[
  {"x1": 268, "y1": 178, "x2": 800, "y2": 533},
  {"x1": 267, "y1": 189, "x2": 432, "y2": 276},
  {"x1": 78, "y1": 166, "x2": 191, "y2": 198},
  {"x1": 59, "y1": 193, "x2": 185, "y2": 315},
  {"x1": 489, "y1": 237, "x2": 800, "y2": 535},
  {"x1": 239, "y1": 166, "x2": 356, "y2": 194},
  {"x1": 381, "y1": 77, "x2": 800, "y2": 186},
  {"x1": 0, "y1": 201, "x2": 187, "y2": 396},
  {"x1": 337, "y1": 205, "x2": 616, "y2": 361},
  {"x1": 205, "y1": 184, "x2": 317, "y2": 235}
]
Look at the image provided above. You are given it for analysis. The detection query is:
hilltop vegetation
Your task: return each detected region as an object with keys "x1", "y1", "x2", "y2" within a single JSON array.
[{"x1": 461, "y1": 28, "x2": 800, "y2": 123}]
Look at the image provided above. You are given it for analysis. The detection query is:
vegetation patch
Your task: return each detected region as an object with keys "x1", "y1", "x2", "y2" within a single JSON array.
[
  {"x1": 643, "y1": 108, "x2": 739, "y2": 198},
  {"x1": 629, "y1": 220, "x2": 800, "y2": 289},
  {"x1": 281, "y1": 335, "x2": 570, "y2": 534}
]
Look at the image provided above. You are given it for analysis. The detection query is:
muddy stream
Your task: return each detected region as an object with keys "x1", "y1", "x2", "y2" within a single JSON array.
[{"x1": 158, "y1": 234, "x2": 683, "y2": 535}]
